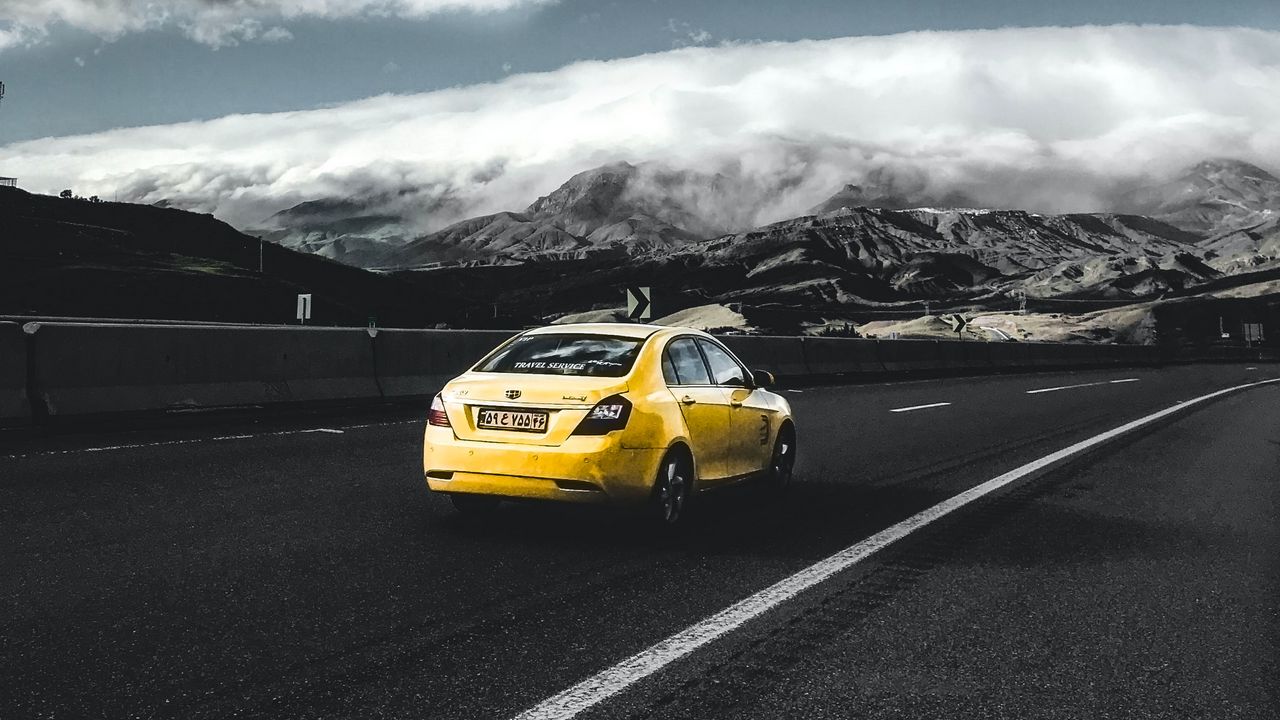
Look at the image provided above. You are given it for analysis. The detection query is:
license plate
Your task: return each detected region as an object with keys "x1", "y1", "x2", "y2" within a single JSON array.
[{"x1": 477, "y1": 408, "x2": 549, "y2": 433}]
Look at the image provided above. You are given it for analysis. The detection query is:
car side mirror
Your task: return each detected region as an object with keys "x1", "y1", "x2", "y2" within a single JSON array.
[{"x1": 751, "y1": 369, "x2": 776, "y2": 388}]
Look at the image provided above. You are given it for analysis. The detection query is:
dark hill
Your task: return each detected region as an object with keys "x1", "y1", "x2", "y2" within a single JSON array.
[{"x1": 0, "y1": 187, "x2": 466, "y2": 326}]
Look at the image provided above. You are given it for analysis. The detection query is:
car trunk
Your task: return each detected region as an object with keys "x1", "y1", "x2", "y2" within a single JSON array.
[{"x1": 441, "y1": 372, "x2": 629, "y2": 446}]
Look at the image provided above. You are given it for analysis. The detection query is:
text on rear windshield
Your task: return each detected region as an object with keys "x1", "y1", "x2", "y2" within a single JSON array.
[{"x1": 475, "y1": 334, "x2": 643, "y2": 377}]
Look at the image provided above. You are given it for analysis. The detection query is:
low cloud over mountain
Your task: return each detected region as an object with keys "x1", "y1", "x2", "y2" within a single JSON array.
[{"x1": 6, "y1": 25, "x2": 1280, "y2": 233}]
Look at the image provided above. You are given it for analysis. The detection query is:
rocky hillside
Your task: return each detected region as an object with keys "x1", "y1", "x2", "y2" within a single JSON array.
[
  {"x1": 249, "y1": 157, "x2": 1280, "y2": 311},
  {"x1": 645, "y1": 207, "x2": 1209, "y2": 304},
  {"x1": 376, "y1": 162, "x2": 730, "y2": 268},
  {"x1": 1200, "y1": 215, "x2": 1280, "y2": 274},
  {"x1": 1116, "y1": 159, "x2": 1280, "y2": 235},
  {"x1": 0, "y1": 187, "x2": 463, "y2": 326},
  {"x1": 252, "y1": 198, "x2": 417, "y2": 268}
]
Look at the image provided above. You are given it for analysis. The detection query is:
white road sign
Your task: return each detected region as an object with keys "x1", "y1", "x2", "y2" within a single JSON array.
[{"x1": 296, "y1": 293, "x2": 312, "y2": 324}]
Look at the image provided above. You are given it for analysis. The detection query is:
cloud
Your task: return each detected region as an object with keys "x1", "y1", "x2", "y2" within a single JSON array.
[
  {"x1": 5, "y1": 25, "x2": 1280, "y2": 233},
  {"x1": 0, "y1": 0, "x2": 554, "y2": 50},
  {"x1": 665, "y1": 18, "x2": 713, "y2": 48}
]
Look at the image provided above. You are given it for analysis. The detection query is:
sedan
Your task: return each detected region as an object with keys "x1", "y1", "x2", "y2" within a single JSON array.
[{"x1": 423, "y1": 323, "x2": 796, "y2": 525}]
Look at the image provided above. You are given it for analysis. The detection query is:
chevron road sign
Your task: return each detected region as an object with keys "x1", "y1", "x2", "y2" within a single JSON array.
[{"x1": 626, "y1": 286, "x2": 652, "y2": 321}]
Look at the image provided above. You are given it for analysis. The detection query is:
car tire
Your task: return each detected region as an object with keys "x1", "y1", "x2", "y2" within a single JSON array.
[
  {"x1": 450, "y1": 493, "x2": 500, "y2": 515},
  {"x1": 768, "y1": 424, "x2": 796, "y2": 495},
  {"x1": 652, "y1": 450, "x2": 693, "y2": 526}
]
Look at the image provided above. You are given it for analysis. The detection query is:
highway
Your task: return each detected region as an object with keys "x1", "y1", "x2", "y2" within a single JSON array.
[{"x1": 2, "y1": 364, "x2": 1278, "y2": 719}]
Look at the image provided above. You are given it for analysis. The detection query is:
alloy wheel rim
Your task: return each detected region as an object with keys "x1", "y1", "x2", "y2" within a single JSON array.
[
  {"x1": 774, "y1": 439, "x2": 793, "y2": 486},
  {"x1": 661, "y1": 459, "x2": 686, "y2": 523}
]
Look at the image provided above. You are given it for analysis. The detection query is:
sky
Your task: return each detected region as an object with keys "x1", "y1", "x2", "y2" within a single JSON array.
[{"x1": 2, "y1": 1, "x2": 1280, "y2": 231}]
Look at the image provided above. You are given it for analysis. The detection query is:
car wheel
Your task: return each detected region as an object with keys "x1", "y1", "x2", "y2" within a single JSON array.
[
  {"x1": 768, "y1": 424, "x2": 796, "y2": 494},
  {"x1": 450, "y1": 493, "x2": 500, "y2": 515},
  {"x1": 653, "y1": 450, "x2": 692, "y2": 526}
]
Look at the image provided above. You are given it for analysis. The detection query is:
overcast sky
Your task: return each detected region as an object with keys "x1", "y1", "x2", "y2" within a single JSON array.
[{"x1": 3, "y1": 1, "x2": 1280, "y2": 230}]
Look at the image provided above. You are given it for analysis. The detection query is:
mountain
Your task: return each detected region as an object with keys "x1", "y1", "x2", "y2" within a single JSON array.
[
  {"x1": 1200, "y1": 215, "x2": 1280, "y2": 274},
  {"x1": 0, "y1": 186, "x2": 462, "y2": 326},
  {"x1": 809, "y1": 166, "x2": 980, "y2": 214},
  {"x1": 638, "y1": 207, "x2": 1206, "y2": 305},
  {"x1": 1117, "y1": 159, "x2": 1280, "y2": 235},
  {"x1": 375, "y1": 162, "x2": 726, "y2": 268},
  {"x1": 374, "y1": 168, "x2": 1219, "y2": 309},
  {"x1": 252, "y1": 198, "x2": 417, "y2": 268},
  {"x1": 219, "y1": 157, "x2": 1280, "y2": 323}
]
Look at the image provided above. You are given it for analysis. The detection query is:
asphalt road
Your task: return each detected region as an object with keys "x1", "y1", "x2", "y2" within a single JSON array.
[{"x1": 2, "y1": 364, "x2": 1277, "y2": 719}]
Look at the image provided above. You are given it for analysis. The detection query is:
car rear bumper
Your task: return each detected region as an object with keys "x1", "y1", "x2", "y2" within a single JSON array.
[{"x1": 423, "y1": 427, "x2": 665, "y2": 505}]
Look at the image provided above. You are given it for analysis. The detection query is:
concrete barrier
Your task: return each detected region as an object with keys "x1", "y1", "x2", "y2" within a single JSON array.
[
  {"x1": 987, "y1": 341, "x2": 1033, "y2": 369},
  {"x1": 26, "y1": 323, "x2": 382, "y2": 417},
  {"x1": 372, "y1": 329, "x2": 517, "y2": 398},
  {"x1": 1060, "y1": 343, "x2": 1099, "y2": 367},
  {"x1": 17, "y1": 319, "x2": 1273, "y2": 423},
  {"x1": 958, "y1": 340, "x2": 994, "y2": 370},
  {"x1": 932, "y1": 339, "x2": 997, "y2": 371},
  {"x1": 876, "y1": 339, "x2": 951, "y2": 373},
  {"x1": 1, "y1": 322, "x2": 29, "y2": 425},
  {"x1": 1093, "y1": 344, "x2": 1125, "y2": 367},
  {"x1": 797, "y1": 337, "x2": 883, "y2": 375},
  {"x1": 1025, "y1": 342, "x2": 1066, "y2": 368},
  {"x1": 932, "y1": 340, "x2": 966, "y2": 371},
  {"x1": 718, "y1": 336, "x2": 809, "y2": 378}
]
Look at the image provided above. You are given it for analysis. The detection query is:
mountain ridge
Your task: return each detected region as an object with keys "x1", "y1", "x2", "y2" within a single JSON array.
[{"x1": 251, "y1": 156, "x2": 1280, "y2": 306}]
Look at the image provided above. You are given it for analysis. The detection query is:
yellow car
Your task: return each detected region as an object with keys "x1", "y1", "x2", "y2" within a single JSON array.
[{"x1": 423, "y1": 323, "x2": 796, "y2": 524}]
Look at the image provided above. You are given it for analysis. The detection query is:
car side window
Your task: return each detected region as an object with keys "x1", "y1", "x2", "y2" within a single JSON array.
[
  {"x1": 697, "y1": 340, "x2": 748, "y2": 387},
  {"x1": 665, "y1": 338, "x2": 712, "y2": 386},
  {"x1": 661, "y1": 350, "x2": 681, "y2": 386}
]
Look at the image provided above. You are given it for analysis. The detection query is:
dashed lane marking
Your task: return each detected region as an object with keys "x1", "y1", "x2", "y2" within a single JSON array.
[
  {"x1": 1026, "y1": 377, "x2": 1139, "y2": 395},
  {"x1": 889, "y1": 402, "x2": 951, "y2": 413},
  {"x1": 510, "y1": 377, "x2": 1280, "y2": 720}
]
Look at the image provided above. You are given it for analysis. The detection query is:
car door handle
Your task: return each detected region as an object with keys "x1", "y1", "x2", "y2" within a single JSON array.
[{"x1": 681, "y1": 395, "x2": 697, "y2": 405}]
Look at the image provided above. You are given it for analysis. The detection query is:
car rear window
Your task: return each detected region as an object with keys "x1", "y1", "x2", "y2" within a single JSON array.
[{"x1": 474, "y1": 334, "x2": 643, "y2": 377}]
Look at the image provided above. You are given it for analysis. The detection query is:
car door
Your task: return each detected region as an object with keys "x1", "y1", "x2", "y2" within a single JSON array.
[
  {"x1": 696, "y1": 338, "x2": 774, "y2": 478},
  {"x1": 662, "y1": 337, "x2": 732, "y2": 482}
]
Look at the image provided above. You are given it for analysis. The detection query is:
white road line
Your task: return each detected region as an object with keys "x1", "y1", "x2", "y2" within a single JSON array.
[
  {"x1": 889, "y1": 402, "x2": 951, "y2": 413},
  {"x1": 1246, "y1": 367, "x2": 1258, "y2": 371},
  {"x1": 1026, "y1": 377, "x2": 1139, "y2": 395},
  {"x1": 3, "y1": 426, "x2": 362, "y2": 460},
  {"x1": 511, "y1": 377, "x2": 1280, "y2": 720},
  {"x1": 340, "y1": 420, "x2": 421, "y2": 430}
]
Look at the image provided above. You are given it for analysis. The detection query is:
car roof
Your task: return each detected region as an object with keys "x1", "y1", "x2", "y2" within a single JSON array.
[{"x1": 523, "y1": 323, "x2": 709, "y2": 340}]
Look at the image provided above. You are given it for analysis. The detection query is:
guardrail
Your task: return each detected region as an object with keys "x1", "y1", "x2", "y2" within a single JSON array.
[{"x1": 1, "y1": 322, "x2": 1275, "y2": 425}]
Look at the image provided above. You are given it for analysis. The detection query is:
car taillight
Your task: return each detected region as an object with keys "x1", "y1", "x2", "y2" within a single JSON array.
[
  {"x1": 428, "y1": 394, "x2": 451, "y2": 427},
  {"x1": 572, "y1": 394, "x2": 633, "y2": 435}
]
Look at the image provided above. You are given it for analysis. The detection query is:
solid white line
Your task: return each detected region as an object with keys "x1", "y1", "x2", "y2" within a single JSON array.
[
  {"x1": 889, "y1": 402, "x2": 951, "y2": 413},
  {"x1": 1026, "y1": 377, "x2": 1139, "y2": 395},
  {"x1": 510, "y1": 377, "x2": 1280, "y2": 720}
]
